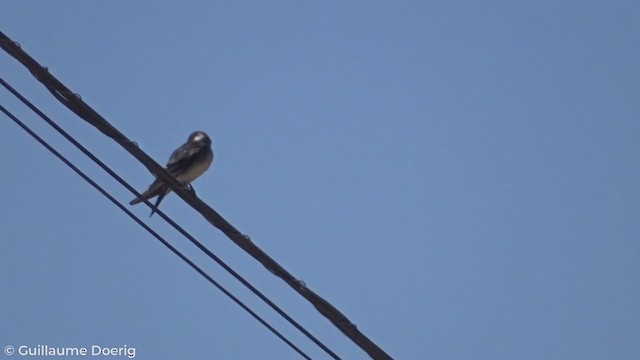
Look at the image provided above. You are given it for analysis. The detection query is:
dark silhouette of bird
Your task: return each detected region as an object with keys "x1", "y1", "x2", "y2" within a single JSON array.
[{"x1": 130, "y1": 130, "x2": 213, "y2": 216}]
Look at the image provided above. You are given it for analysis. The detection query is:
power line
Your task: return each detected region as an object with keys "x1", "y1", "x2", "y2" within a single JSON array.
[
  {"x1": 0, "y1": 76, "x2": 341, "y2": 360},
  {"x1": 0, "y1": 30, "x2": 393, "y2": 359},
  {"x1": 0, "y1": 102, "x2": 313, "y2": 360}
]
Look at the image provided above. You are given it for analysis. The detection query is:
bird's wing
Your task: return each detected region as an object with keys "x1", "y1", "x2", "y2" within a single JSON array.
[{"x1": 165, "y1": 142, "x2": 206, "y2": 175}]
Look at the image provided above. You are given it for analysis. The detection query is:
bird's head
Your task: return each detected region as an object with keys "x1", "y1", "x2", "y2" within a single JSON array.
[{"x1": 188, "y1": 130, "x2": 212, "y2": 146}]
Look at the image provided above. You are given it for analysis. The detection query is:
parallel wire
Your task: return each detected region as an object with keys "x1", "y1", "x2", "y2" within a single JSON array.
[
  {"x1": 0, "y1": 103, "x2": 313, "y2": 360},
  {"x1": 0, "y1": 30, "x2": 393, "y2": 359},
  {"x1": 0, "y1": 76, "x2": 341, "y2": 360}
]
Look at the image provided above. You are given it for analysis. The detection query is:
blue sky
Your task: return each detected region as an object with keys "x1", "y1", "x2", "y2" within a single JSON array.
[{"x1": 1, "y1": 2, "x2": 639, "y2": 359}]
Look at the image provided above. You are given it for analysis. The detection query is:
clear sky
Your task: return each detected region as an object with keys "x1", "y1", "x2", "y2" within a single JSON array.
[{"x1": 1, "y1": 2, "x2": 639, "y2": 359}]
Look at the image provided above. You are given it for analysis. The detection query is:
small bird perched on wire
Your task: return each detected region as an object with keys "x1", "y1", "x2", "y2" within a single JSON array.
[{"x1": 130, "y1": 130, "x2": 213, "y2": 216}]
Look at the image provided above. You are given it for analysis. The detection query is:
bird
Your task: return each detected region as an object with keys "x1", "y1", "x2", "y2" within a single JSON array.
[{"x1": 130, "y1": 130, "x2": 213, "y2": 216}]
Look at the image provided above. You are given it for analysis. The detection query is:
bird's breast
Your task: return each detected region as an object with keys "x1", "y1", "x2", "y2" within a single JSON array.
[{"x1": 177, "y1": 148, "x2": 213, "y2": 184}]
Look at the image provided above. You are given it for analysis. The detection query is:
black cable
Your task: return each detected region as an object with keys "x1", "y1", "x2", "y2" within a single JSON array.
[
  {"x1": 0, "y1": 77, "x2": 342, "y2": 360},
  {"x1": 1, "y1": 30, "x2": 393, "y2": 360},
  {"x1": 0, "y1": 103, "x2": 313, "y2": 360}
]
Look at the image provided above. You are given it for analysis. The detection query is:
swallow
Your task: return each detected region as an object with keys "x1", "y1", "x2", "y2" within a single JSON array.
[{"x1": 130, "y1": 130, "x2": 213, "y2": 216}]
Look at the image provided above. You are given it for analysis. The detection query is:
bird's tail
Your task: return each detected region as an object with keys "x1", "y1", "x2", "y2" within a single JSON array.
[
  {"x1": 130, "y1": 181, "x2": 167, "y2": 205},
  {"x1": 148, "y1": 193, "x2": 167, "y2": 217}
]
